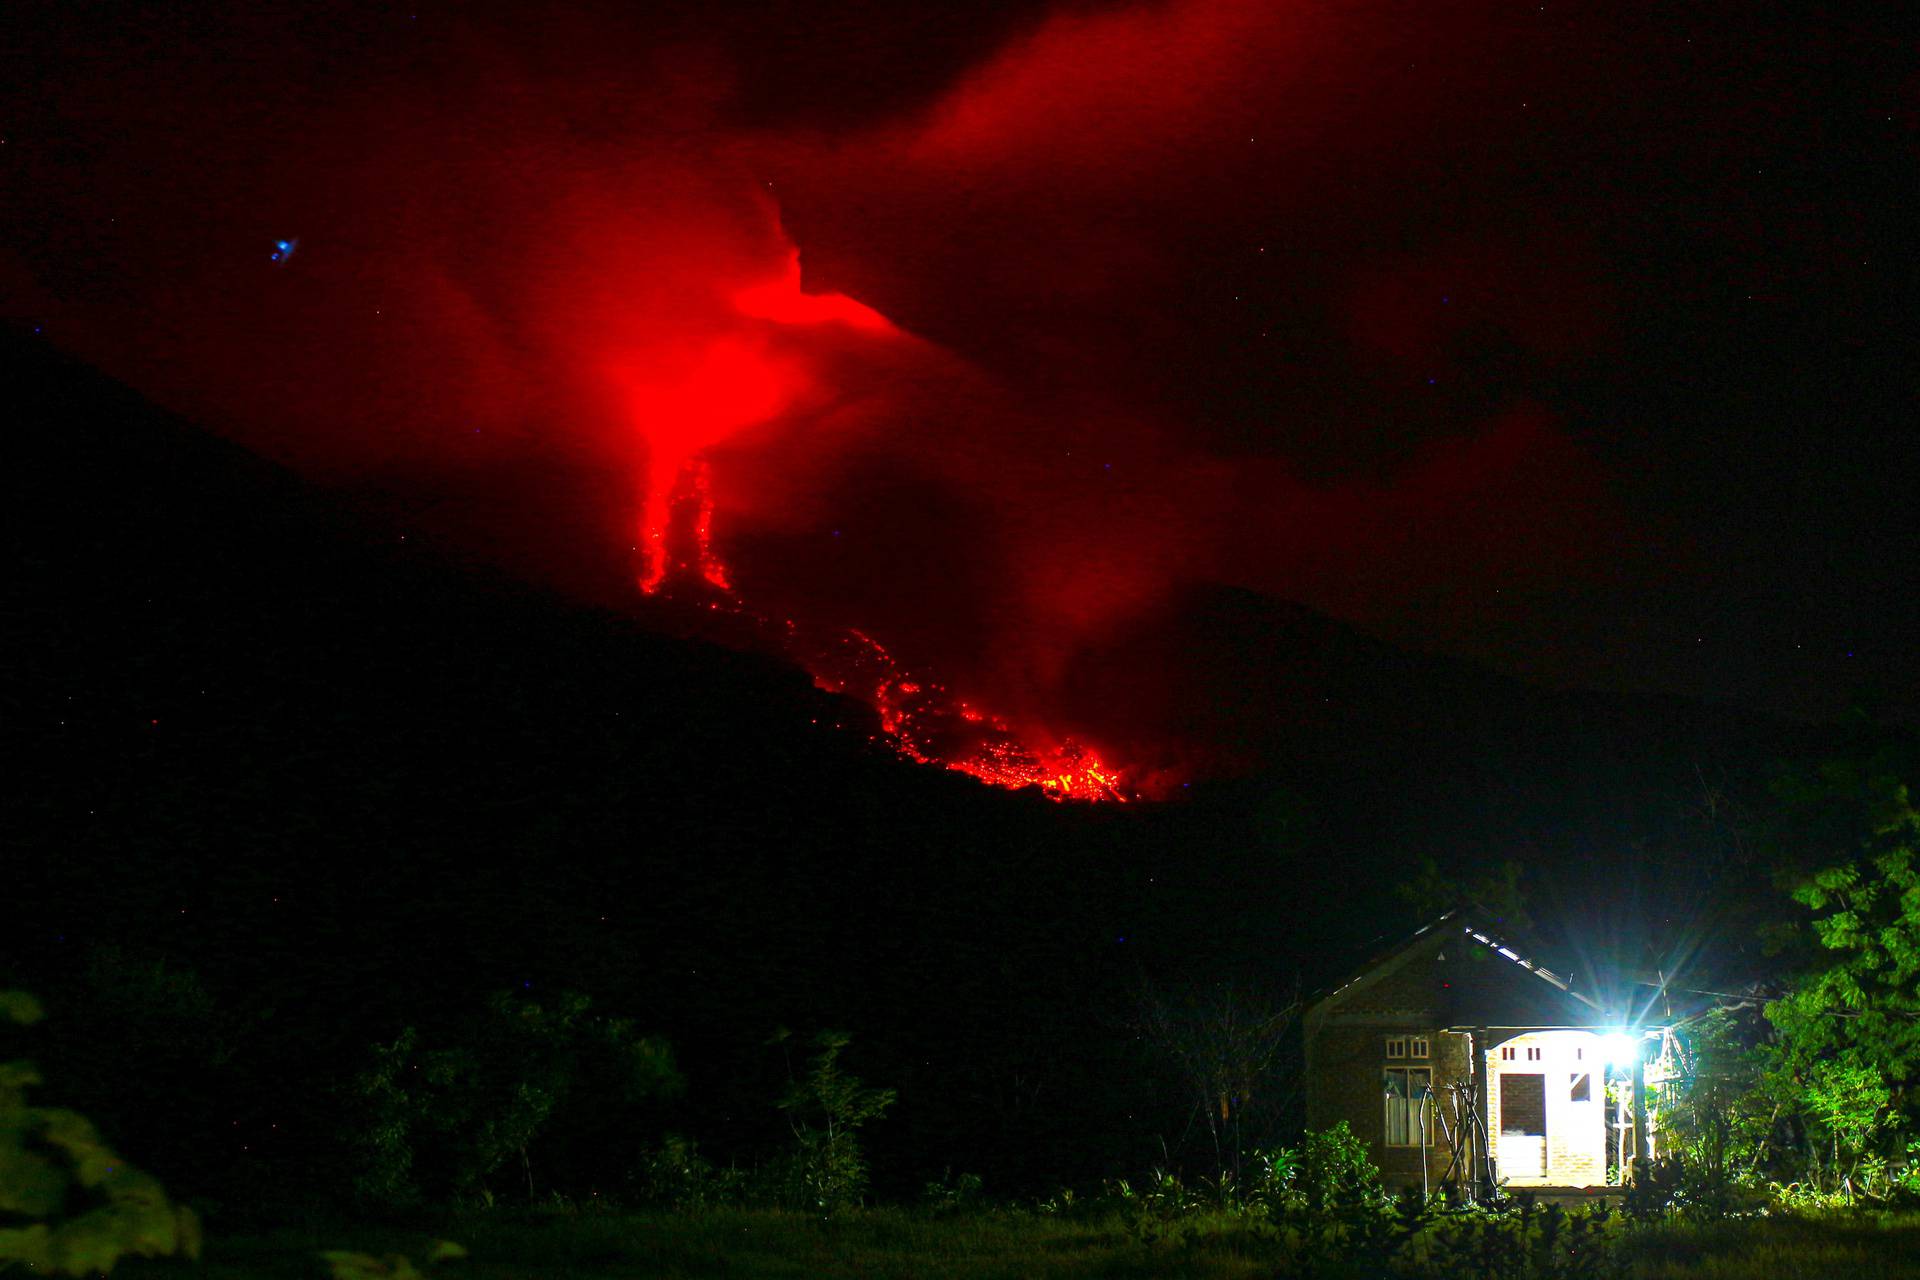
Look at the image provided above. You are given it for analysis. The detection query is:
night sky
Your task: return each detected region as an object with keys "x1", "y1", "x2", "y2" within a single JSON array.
[{"x1": 6, "y1": 0, "x2": 1916, "y2": 785}]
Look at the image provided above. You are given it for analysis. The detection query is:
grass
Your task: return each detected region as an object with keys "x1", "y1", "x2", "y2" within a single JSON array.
[
  {"x1": 110, "y1": 1205, "x2": 1920, "y2": 1279},
  {"x1": 1623, "y1": 1210, "x2": 1920, "y2": 1279}
]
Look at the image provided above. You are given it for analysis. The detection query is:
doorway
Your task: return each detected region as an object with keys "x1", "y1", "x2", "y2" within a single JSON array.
[{"x1": 1499, "y1": 1073, "x2": 1548, "y2": 1178}]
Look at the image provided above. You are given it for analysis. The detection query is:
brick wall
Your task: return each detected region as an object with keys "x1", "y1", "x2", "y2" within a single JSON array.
[
  {"x1": 1307, "y1": 938, "x2": 1482, "y2": 1192},
  {"x1": 1306, "y1": 929, "x2": 1611, "y2": 1191}
]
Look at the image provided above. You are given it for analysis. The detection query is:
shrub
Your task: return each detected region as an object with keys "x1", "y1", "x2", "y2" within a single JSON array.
[
  {"x1": 321, "y1": 1238, "x2": 466, "y2": 1280},
  {"x1": 1247, "y1": 1120, "x2": 1384, "y2": 1215},
  {"x1": 630, "y1": 1133, "x2": 748, "y2": 1208},
  {"x1": 919, "y1": 1169, "x2": 985, "y2": 1216},
  {"x1": 343, "y1": 991, "x2": 682, "y2": 1206},
  {"x1": 0, "y1": 990, "x2": 202, "y2": 1276},
  {"x1": 770, "y1": 1030, "x2": 895, "y2": 1212}
]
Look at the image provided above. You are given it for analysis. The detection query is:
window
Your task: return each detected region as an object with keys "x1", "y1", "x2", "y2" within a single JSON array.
[
  {"x1": 1570, "y1": 1072, "x2": 1592, "y2": 1103},
  {"x1": 1384, "y1": 1067, "x2": 1432, "y2": 1146},
  {"x1": 1575, "y1": 1046, "x2": 1585, "y2": 1061},
  {"x1": 1410, "y1": 1035, "x2": 1430, "y2": 1059},
  {"x1": 1526, "y1": 1046, "x2": 1542, "y2": 1061},
  {"x1": 1386, "y1": 1035, "x2": 1407, "y2": 1059},
  {"x1": 1500, "y1": 1045, "x2": 1516, "y2": 1061}
]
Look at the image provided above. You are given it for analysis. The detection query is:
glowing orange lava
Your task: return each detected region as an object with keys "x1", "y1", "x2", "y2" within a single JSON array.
[
  {"x1": 639, "y1": 457, "x2": 732, "y2": 593},
  {"x1": 814, "y1": 630, "x2": 1129, "y2": 802}
]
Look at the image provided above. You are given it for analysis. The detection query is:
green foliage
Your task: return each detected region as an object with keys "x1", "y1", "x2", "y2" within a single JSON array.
[
  {"x1": 1033, "y1": 1185, "x2": 1078, "y2": 1216},
  {"x1": 0, "y1": 992, "x2": 44, "y2": 1026},
  {"x1": 1763, "y1": 760, "x2": 1920, "y2": 1184},
  {"x1": 770, "y1": 1030, "x2": 895, "y2": 1212},
  {"x1": 1295, "y1": 1120, "x2": 1386, "y2": 1212},
  {"x1": 1250, "y1": 1120, "x2": 1385, "y2": 1214},
  {"x1": 1622, "y1": 1156, "x2": 1686, "y2": 1220},
  {"x1": 1082, "y1": 1147, "x2": 1631, "y2": 1279},
  {"x1": 630, "y1": 1134, "x2": 748, "y2": 1208},
  {"x1": 1650, "y1": 1011, "x2": 1777, "y2": 1211},
  {"x1": 1107, "y1": 1167, "x2": 1203, "y2": 1223},
  {"x1": 166, "y1": 1208, "x2": 1920, "y2": 1280},
  {"x1": 1418, "y1": 1195, "x2": 1622, "y2": 1280},
  {"x1": 1085, "y1": 1123, "x2": 1393, "y2": 1257},
  {"x1": 1650, "y1": 748, "x2": 1920, "y2": 1207},
  {"x1": 919, "y1": 1169, "x2": 986, "y2": 1216},
  {"x1": 0, "y1": 989, "x2": 201, "y2": 1275},
  {"x1": 321, "y1": 1238, "x2": 466, "y2": 1280},
  {"x1": 344, "y1": 990, "x2": 682, "y2": 1206},
  {"x1": 349, "y1": 1025, "x2": 429, "y2": 1205},
  {"x1": 1894, "y1": 1139, "x2": 1920, "y2": 1201},
  {"x1": 1801, "y1": 1058, "x2": 1895, "y2": 1158}
]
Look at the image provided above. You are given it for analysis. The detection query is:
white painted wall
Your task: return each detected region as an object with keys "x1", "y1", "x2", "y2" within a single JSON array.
[{"x1": 1485, "y1": 1030, "x2": 1607, "y2": 1188}]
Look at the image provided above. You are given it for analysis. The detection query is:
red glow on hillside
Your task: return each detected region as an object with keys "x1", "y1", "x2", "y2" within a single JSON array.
[
  {"x1": 624, "y1": 247, "x2": 1129, "y2": 800},
  {"x1": 813, "y1": 630, "x2": 1129, "y2": 802}
]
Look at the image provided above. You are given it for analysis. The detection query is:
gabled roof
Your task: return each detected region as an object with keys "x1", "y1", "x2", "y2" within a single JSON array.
[{"x1": 1305, "y1": 910, "x2": 1603, "y2": 1037}]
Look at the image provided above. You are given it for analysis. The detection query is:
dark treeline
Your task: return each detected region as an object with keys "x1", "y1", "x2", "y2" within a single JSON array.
[{"x1": 1, "y1": 329, "x2": 1887, "y2": 1215}]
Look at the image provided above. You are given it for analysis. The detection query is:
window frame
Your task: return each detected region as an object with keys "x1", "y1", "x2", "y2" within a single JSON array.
[{"x1": 1383, "y1": 1065, "x2": 1433, "y2": 1147}]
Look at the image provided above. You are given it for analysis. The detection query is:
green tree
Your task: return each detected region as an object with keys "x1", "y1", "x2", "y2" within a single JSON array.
[
  {"x1": 1763, "y1": 759, "x2": 1920, "y2": 1184},
  {"x1": 1652, "y1": 1006, "x2": 1779, "y2": 1197},
  {"x1": 772, "y1": 1030, "x2": 895, "y2": 1211},
  {"x1": 346, "y1": 990, "x2": 681, "y2": 1205},
  {"x1": 0, "y1": 991, "x2": 200, "y2": 1275}
]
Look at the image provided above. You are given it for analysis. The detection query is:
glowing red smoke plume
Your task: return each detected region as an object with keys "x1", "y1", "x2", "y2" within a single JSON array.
[
  {"x1": 623, "y1": 335, "x2": 801, "y2": 592},
  {"x1": 629, "y1": 246, "x2": 1128, "y2": 801},
  {"x1": 628, "y1": 248, "x2": 894, "y2": 593}
]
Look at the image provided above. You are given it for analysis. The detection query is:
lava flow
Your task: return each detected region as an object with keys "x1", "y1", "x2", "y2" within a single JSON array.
[
  {"x1": 629, "y1": 250, "x2": 1130, "y2": 802},
  {"x1": 640, "y1": 489, "x2": 1132, "y2": 803},
  {"x1": 815, "y1": 629, "x2": 1129, "y2": 803}
]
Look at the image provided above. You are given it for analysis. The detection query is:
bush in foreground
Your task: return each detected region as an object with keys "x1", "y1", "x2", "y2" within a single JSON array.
[{"x1": 0, "y1": 990, "x2": 201, "y2": 1276}]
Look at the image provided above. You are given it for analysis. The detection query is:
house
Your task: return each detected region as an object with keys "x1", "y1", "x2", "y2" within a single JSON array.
[{"x1": 1303, "y1": 912, "x2": 1683, "y2": 1197}]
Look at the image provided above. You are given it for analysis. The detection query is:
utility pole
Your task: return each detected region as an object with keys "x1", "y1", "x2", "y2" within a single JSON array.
[
  {"x1": 1472, "y1": 1026, "x2": 1492, "y2": 1200},
  {"x1": 1630, "y1": 1052, "x2": 1649, "y2": 1178}
]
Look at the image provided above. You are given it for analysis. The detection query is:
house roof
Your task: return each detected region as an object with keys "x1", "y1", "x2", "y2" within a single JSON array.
[{"x1": 1304, "y1": 910, "x2": 1606, "y2": 1037}]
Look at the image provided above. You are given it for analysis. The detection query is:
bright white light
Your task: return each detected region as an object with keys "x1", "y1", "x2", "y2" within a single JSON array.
[{"x1": 1600, "y1": 1031, "x2": 1639, "y2": 1068}]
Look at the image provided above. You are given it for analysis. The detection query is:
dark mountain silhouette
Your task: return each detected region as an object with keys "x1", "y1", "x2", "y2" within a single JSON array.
[{"x1": 2, "y1": 327, "x2": 1828, "y2": 1197}]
